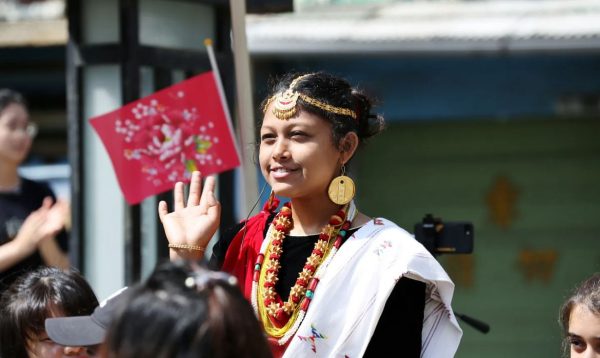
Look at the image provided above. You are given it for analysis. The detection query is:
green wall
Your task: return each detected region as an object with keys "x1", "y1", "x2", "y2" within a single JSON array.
[{"x1": 354, "y1": 117, "x2": 600, "y2": 357}]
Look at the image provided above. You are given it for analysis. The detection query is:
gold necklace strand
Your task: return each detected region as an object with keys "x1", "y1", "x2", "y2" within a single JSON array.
[
  {"x1": 254, "y1": 202, "x2": 355, "y2": 340},
  {"x1": 258, "y1": 232, "x2": 338, "y2": 338}
]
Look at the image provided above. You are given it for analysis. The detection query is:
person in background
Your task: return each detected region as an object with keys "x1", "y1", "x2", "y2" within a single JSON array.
[
  {"x1": 159, "y1": 72, "x2": 462, "y2": 357},
  {"x1": 0, "y1": 266, "x2": 99, "y2": 358},
  {"x1": 559, "y1": 272, "x2": 600, "y2": 358},
  {"x1": 0, "y1": 88, "x2": 70, "y2": 293},
  {"x1": 103, "y1": 259, "x2": 272, "y2": 358}
]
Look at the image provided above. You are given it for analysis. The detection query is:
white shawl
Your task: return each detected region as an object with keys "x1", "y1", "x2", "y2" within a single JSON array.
[{"x1": 283, "y1": 218, "x2": 463, "y2": 358}]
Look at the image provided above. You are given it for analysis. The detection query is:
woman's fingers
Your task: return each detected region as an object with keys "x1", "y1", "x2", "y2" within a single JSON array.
[
  {"x1": 41, "y1": 196, "x2": 54, "y2": 210},
  {"x1": 187, "y1": 171, "x2": 202, "y2": 207},
  {"x1": 173, "y1": 181, "x2": 185, "y2": 211},
  {"x1": 158, "y1": 200, "x2": 169, "y2": 222},
  {"x1": 55, "y1": 199, "x2": 72, "y2": 231},
  {"x1": 199, "y1": 175, "x2": 217, "y2": 214}
]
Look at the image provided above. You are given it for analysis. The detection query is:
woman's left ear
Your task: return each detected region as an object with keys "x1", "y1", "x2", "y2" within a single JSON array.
[{"x1": 339, "y1": 132, "x2": 359, "y2": 164}]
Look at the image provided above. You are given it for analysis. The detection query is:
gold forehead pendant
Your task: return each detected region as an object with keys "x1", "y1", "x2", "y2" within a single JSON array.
[
  {"x1": 272, "y1": 89, "x2": 300, "y2": 120},
  {"x1": 264, "y1": 73, "x2": 358, "y2": 121}
]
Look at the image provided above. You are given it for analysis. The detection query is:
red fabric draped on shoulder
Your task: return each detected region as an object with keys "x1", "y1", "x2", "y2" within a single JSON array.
[{"x1": 221, "y1": 195, "x2": 280, "y2": 299}]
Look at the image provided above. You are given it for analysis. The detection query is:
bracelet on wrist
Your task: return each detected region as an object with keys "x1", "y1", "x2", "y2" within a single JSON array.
[{"x1": 168, "y1": 243, "x2": 205, "y2": 252}]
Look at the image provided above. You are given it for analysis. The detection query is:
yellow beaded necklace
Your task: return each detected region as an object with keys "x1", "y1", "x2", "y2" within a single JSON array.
[{"x1": 251, "y1": 201, "x2": 356, "y2": 345}]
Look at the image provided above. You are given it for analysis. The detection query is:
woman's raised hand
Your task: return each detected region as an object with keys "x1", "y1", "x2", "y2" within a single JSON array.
[{"x1": 158, "y1": 171, "x2": 221, "y2": 260}]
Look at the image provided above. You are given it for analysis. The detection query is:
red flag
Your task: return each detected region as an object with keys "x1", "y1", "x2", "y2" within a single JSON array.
[{"x1": 90, "y1": 71, "x2": 240, "y2": 204}]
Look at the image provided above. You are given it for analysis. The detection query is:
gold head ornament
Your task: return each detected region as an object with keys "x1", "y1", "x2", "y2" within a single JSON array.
[{"x1": 264, "y1": 74, "x2": 358, "y2": 121}]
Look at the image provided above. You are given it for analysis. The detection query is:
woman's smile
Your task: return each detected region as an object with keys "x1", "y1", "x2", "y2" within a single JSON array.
[{"x1": 269, "y1": 165, "x2": 298, "y2": 180}]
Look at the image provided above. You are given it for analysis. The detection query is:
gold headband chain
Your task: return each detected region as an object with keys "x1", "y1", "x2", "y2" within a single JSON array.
[{"x1": 263, "y1": 74, "x2": 357, "y2": 121}]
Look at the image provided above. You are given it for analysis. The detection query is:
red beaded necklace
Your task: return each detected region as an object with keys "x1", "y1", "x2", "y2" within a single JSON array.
[{"x1": 251, "y1": 201, "x2": 355, "y2": 345}]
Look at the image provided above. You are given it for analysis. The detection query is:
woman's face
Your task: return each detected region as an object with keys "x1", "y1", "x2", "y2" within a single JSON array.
[
  {"x1": 259, "y1": 106, "x2": 342, "y2": 200},
  {"x1": 0, "y1": 103, "x2": 33, "y2": 166},
  {"x1": 567, "y1": 304, "x2": 600, "y2": 357}
]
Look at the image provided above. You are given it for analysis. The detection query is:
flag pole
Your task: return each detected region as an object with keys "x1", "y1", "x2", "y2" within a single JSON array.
[
  {"x1": 204, "y1": 38, "x2": 242, "y2": 160},
  {"x1": 204, "y1": 37, "x2": 258, "y2": 220},
  {"x1": 228, "y1": 0, "x2": 260, "y2": 219},
  {"x1": 205, "y1": 28, "x2": 259, "y2": 219}
]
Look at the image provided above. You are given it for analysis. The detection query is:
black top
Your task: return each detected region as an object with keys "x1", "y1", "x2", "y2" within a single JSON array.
[
  {"x1": 0, "y1": 178, "x2": 69, "y2": 293},
  {"x1": 210, "y1": 214, "x2": 425, "y2": 357}
]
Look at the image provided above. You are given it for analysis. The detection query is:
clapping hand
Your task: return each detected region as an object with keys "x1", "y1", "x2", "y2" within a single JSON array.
[
  {"x1": 15, "y1": 197, "x2": 68, "y2": 253},
  {"x1": 158, "y1": 171, "x2": 221, "y2": 260}
]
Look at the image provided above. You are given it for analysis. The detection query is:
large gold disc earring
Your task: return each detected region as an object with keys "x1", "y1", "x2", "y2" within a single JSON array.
[{"x1": 328, "y1": 165, "x2": 355, "y2": 205}]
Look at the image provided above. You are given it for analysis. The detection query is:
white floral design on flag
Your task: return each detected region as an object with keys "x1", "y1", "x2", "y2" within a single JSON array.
[{"x1": 113, "y1": 92, "x2": 225, "y2": 187}]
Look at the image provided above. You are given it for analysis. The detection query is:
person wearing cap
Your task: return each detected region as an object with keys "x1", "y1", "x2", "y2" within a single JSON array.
[
  {"x1": 0, "y1": 266, "x2": 99, "y2": 358},
  {"x1": 45, "y1": 287, "x2": 128, "y2": 352}
]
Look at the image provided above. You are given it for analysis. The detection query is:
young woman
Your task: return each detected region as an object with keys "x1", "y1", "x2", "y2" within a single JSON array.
[
  {"x1": 159, "y1": 72, "x2": 462, "y2": 357},
  {"x1": 0, "y1": 266, "x2": 100, "y2": 358},
  {"x1": 0, "y1": 88, "x2": 70, "y2": 293},
  {"x1": 104, "y1": 260, "x2": 272, "y2": 358},
  {"x1": 559, "y1": 273, "x2": 600, "y2": 358}
]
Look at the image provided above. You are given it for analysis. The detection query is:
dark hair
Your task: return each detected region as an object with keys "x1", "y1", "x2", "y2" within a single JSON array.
[
  {"x1": 259, "y1": 72, "x2": 385, "y2": 148},
  {"x1": 105, "y1": 260, "x2": 272, "y2": 358},
  {"x1": 0, "y1": 267, "x2": 99, "y2": 358},
  {"x1": 0, "y1": 88, "x2": 28, "y2": 115},
  {"x1": 559, "y1": 272, "x2": 600, "y2": 355}
]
